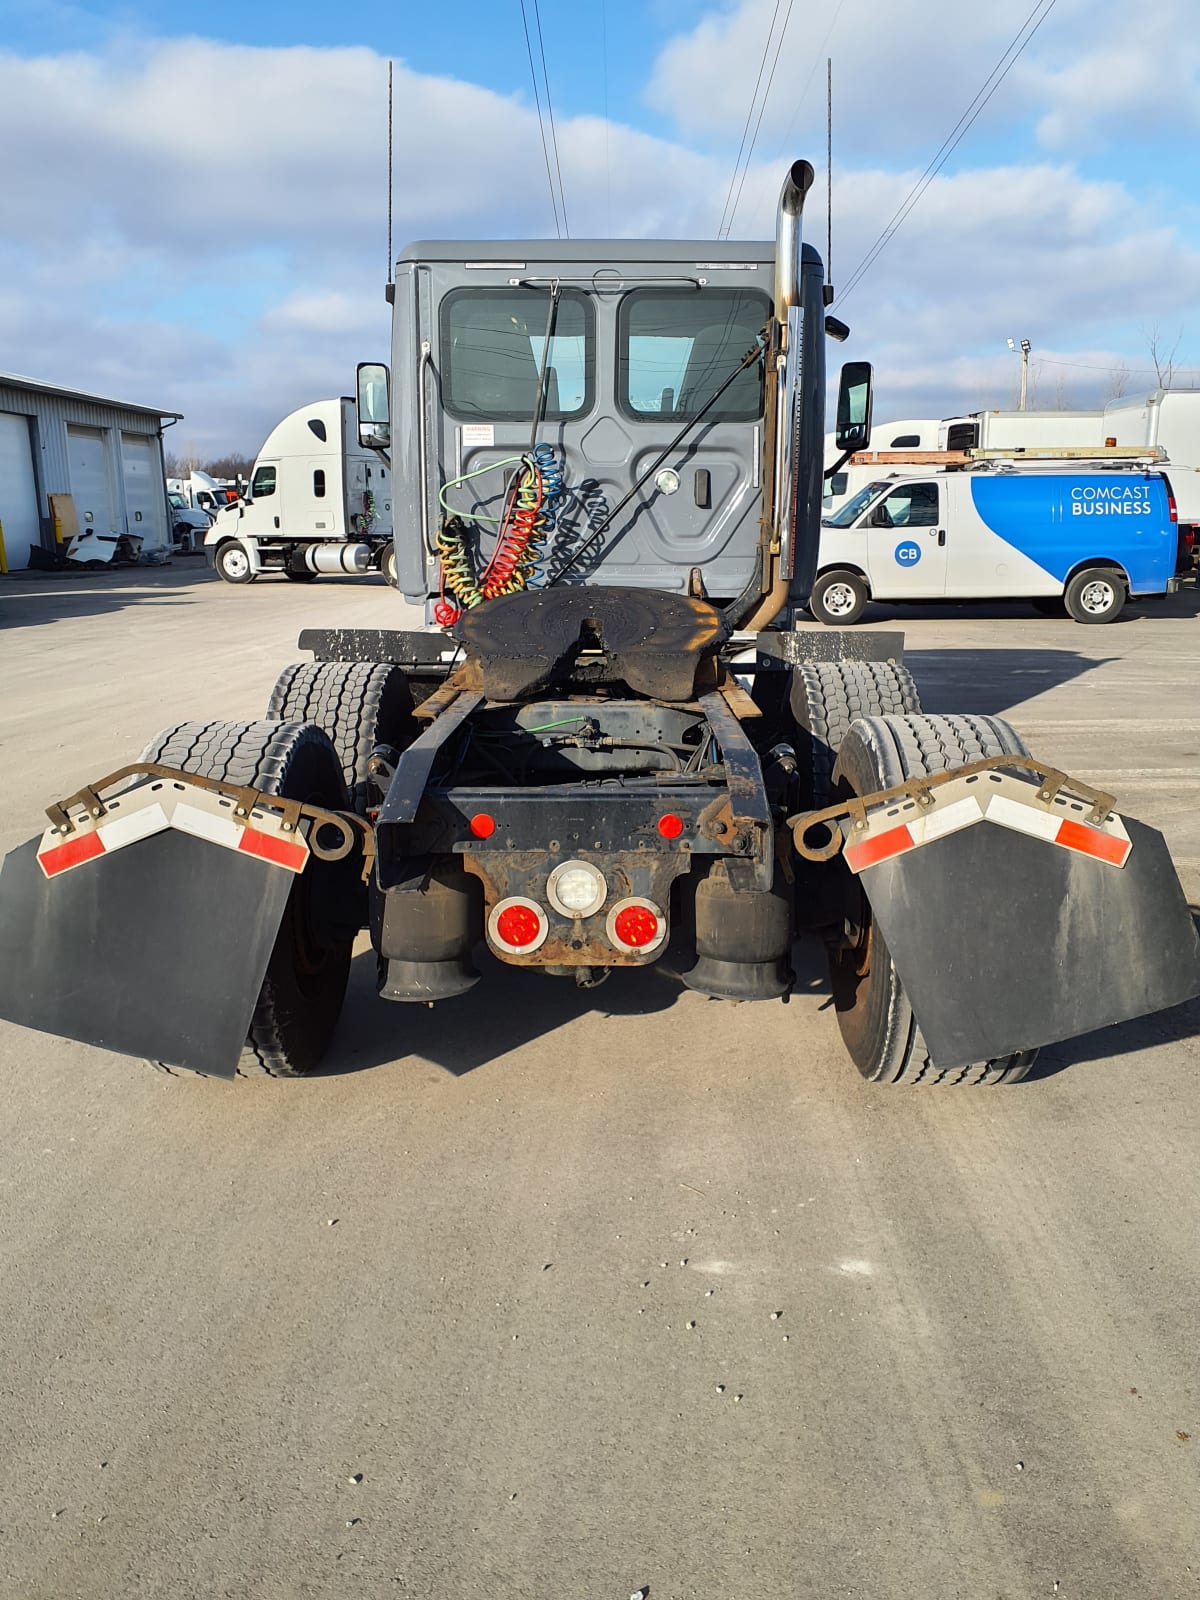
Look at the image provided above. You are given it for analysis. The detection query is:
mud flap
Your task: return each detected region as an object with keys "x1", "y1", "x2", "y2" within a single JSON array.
[
  {"x1": 859, "y1": 816, "x2": 1200, "y2": 1068},
  {"x1": 0, "y1": 829, "x2": 294, "y2": 1077}
]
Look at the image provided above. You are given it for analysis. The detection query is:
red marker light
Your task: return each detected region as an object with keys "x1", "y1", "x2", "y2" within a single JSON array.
[
  {"x1": 613, "y1": 905, "x2": 659, "y2": 948},
  {"x1": 657, "y1": 813, "x2": 684, "y2": 839},
  {"x1": 469, "y1": 813, "x2": 496, "y2": 839},
  {"x1": 494, "y1": 903, "x2": 544, "y2": 948}
]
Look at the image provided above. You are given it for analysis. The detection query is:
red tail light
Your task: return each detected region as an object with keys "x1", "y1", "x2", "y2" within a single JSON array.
[
  {"x1": 469, "y1": 812, "x2": 496, "y2": 838},
  {"x1": 657, "y1": 813, "x2": 684, "y2": 839},
  {"x1": 489, "y1": 897, "x2": 548, "y2": 954},
  {"x1": 607, "y1": 898, "x2": 666, "y2": 954},
  {"x1": 1168, "y1": 489, "x2": 1178, "y2": 523}
]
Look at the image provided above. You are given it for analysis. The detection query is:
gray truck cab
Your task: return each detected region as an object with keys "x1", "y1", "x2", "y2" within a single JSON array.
[{"x1": 359, "y1": 172, "x2": 847, "y2": 629}]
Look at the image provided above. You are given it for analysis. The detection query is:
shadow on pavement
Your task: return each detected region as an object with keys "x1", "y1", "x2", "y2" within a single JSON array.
[
  {"x1": 0, "y1": 563, "x2": 210, "y2": 630},
  {"x1": 324, "y1": 946, "x2": 685, "y2": 1078},
  {"x1": 903, "y1": 647, "x2": 1116, "y2": 717},
  {"x1": 858, "y1": 586, "x2": 1200, "y2": 630}
]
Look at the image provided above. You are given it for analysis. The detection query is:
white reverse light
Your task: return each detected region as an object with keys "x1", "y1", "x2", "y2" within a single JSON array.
[{"x1": 546, "y1": 859, "x2": 608, "y2": 918}]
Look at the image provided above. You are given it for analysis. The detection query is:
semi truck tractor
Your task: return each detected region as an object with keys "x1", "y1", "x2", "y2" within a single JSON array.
[
  {"x1": 205, "y1": 397, "x2": 397, "y2": 585},
  {"x1": 1, "y1": 160, "x2": 1197, "y2": 1087}
]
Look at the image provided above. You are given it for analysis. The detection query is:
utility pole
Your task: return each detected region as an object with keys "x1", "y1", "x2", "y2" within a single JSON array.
[{"x1": 1008, "y1": 337, "x2": 1032, "y2": 409}]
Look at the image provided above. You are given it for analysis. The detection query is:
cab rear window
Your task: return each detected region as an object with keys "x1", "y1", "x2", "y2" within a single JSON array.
[
  {"x1": 618, "y1": 288, "x2": 767, "y2": 421},
  {"x1": 441, "y1": 288, "x2": 593, "y2": 421}
]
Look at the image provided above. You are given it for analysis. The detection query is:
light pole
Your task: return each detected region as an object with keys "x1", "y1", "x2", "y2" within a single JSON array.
[{"x1": 1008, "y1": 337, "x2": 1032, "y2": 410}]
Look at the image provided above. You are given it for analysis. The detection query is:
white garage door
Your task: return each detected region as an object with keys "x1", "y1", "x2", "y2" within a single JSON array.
[
  {"x1": 67, "y1": 425, "x2": 117, "y2": 533},
  {"x1": 0, "y1": 411, "x2": 40, "y2": 570},
  {"x1": 121, "y1": 432, "x2": 167, "y2": 549}
]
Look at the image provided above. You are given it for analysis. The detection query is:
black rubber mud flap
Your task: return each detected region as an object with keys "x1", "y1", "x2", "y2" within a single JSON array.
[
  {"x1": 0, "y1": 829, "x2": 295, "y2": 1078},
  {"x1": 858, "y1": 816, "x2": 1200, "y2": 1069}
]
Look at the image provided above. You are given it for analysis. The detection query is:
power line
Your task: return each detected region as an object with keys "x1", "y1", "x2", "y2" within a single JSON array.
[
  {"x1": 530, "y1": 0, "x2": 569, "y2": 237},
  {"x1": 716, "y1": 0, "x2": 783, "y2": 241},
  {"x1": 1037, "y1": 355, "x2": 1200, "y2": 378},
  {"x1": 838, "y1": 0, "x2": 1060, "y2": 306},
  {"x1": 723, "y1": 0, "x2": 798, "y2": 239},
  {"x1": 518, "y1": 0, "x2": 564, "y2": 238}
]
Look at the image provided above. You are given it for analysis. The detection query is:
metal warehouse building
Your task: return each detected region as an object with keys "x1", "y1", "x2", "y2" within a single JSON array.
[{"x1": 0, "y1": 373, "x2": 182, "y2": 572}]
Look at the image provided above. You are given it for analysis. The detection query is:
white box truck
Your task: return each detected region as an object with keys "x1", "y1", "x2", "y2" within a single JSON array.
[
  {"x1": 814, "y1": 465, "x2": 1194, "y2": 624},
  {"x1": 204, "y1": 397, "x2": 397, "y2": 585}
]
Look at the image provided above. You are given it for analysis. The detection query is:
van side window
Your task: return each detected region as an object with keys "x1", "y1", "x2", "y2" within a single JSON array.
[
  {"x1": 890, "y1": 433, "x2": 921, "y2": 448},
  {"x1": 313, "y1": 469, "x2": 326, "y2": 498},
  {"x1": 251, "y1": 465, "x2": 276, "y2": 499},
  {"x1": 878, "y1": 482, "x2": 938, "y2": 527}
]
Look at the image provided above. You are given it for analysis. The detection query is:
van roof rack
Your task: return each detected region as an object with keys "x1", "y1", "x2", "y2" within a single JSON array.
[{"x1": 848, "y1": 445, "x2": 1166, "y2": 469}]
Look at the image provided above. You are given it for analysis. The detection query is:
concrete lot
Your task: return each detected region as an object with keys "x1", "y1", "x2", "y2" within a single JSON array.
[{"x1": 1, "y1": 563, "x2": 1197, "y2": 1599}]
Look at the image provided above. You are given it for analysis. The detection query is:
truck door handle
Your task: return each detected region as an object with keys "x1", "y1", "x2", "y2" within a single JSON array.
[
  {"x1": 937, "y1": 529, "x2": 946, "y2": 546},
  {"x1": 274, "y1": 515, "x2": 280, "y2": 529}
]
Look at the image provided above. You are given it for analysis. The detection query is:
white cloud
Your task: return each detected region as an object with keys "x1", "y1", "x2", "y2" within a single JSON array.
[{"x1": 0, "y1": 21, "x2": 1195, "y2": 456}]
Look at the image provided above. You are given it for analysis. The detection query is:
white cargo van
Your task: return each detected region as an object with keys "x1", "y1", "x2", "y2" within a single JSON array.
[
  {"x1": 813, "y1": 467, "x2": 1193, "y2": 624},
  {"x1": 205, "y1": 397, "x2": 396, "y2": 584}
]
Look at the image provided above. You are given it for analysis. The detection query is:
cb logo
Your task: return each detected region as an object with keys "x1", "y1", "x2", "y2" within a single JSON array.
[{"x1": 895, "y1": 541, "x2": 922, "y2": 566}]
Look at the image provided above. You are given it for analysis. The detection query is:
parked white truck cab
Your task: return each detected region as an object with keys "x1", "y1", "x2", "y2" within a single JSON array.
[
  {"x1": 813, "y1": 466, "x2": 1193, "y2": 624},
  {"x1": 205, "y1": 397, "x2": 397, "y2": 585}
]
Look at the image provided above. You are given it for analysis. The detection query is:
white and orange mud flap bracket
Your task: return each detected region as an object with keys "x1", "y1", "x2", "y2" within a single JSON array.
[
  {"x1": 0, "y1": 766, "x2": 367, "y2": 1078},
  {"x1": 791, "y1": 758, "x2": 1200, "y2": 1069}
]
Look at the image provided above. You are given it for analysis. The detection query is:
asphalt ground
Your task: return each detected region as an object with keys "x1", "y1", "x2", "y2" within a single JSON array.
[{"x1": 1, "y1": 562, "x2": 1197, "y2": 1600}]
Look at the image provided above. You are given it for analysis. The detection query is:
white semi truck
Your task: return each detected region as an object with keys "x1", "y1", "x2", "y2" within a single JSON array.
[{"x1": 205, "y1": 397, "x2": 398, "y2": 585}]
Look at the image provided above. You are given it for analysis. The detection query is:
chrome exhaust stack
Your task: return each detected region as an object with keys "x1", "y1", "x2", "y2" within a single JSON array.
[{"x1": 743, "y1": 159, "x2": 815, "y2": 632}]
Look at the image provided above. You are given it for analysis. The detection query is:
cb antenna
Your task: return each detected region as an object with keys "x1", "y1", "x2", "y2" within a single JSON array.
[
  {"x1": 825, "y1": 56, "x2": 834, "y2": 305},
  {"x1": 387, "y1": 60, "x2": 394, "y2": 285}
]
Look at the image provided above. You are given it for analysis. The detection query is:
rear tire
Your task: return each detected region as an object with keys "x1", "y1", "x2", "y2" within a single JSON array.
[
  {"x1": 1064, "y1": 567, "x2": 1125, "y2": 623},
  {"x1": 830, "y1": 713, "x2": 1038, "y2": 1085},
  {"x1": 267, "y1": 660, "x2": 416, "y2": 815},
  {"x1": 214, "y1": 540, "x2": 254, "y2": 584},
  {"x1": 810, "y1": 570, "x2": 869, "y2": 626},
  {"x1": 790, "y1": 660, "x2": 922, "y2": 810},
  {"x1": 140, "y1": 719, "x2": 353, "y2": 1078},
  {"x1": 381, "y1": 544, "x2": 399, "y2": 588}
]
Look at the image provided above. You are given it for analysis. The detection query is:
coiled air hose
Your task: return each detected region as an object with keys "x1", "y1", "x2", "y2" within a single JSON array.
[{"x1": 434, "y1": 445, "x2": 565, "y2": 625}]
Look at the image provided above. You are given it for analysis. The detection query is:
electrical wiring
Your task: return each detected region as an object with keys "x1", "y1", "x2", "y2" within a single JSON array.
[
  {"x1": 837, "y1": 0, "x2": 1061, "y2": 306},
  {"x1": 721, "y1": 0, "x2": 798, "y2": 240}
]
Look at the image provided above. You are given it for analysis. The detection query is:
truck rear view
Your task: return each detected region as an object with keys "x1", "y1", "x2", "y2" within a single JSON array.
[{"x1": 1, "y1": 161, "x2": 1197, "y2": 1087}]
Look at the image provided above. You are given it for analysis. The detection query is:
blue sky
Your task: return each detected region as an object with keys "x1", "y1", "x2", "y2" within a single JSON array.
[{"x1": 1, "y1": 0, "x2": 1197, "y2": 457}]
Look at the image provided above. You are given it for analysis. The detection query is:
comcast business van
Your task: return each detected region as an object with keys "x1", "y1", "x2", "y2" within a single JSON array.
[{"x1": 813, "y1": 468, "x2": 1193, "y2": 624}]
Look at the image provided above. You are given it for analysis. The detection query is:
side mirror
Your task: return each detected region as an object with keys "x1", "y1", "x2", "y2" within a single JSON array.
[
  {"x1": 835, "y1": 359, "x2": 873, "y2": 453},
  {"x1": 357, "y1": 361, "x2": 391, "y2": 450}
]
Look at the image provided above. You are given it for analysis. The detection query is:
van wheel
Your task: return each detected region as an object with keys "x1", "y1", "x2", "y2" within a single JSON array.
[
  {"x1": 829, "y1": 713, "x2": 1038, "y2": 1084},
  {"x1": 139, "y1": 720, "x2": 354, "y2": 1077},
  {"x1": 1064, "y1": 568, "x2": 1125, "y2": 623},
  {"x1": 381, "y1": 545, "x2": 400, "y2": 588},
  {"x1": 811, "y1": 570, "x2": 868, "y2": 625},
  {"x1": 215, "y1": 541, "x2": 254, "y2": 584}
]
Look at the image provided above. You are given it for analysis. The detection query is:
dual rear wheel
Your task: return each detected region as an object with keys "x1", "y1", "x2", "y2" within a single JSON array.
[{"x1": 143, "y1": 662, "x2": 416, "y2": 1077}]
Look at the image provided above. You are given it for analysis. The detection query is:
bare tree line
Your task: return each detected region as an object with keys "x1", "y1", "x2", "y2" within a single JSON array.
[{"x1": 164, "y1": 450, "x2": 254, "y2": 481}]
